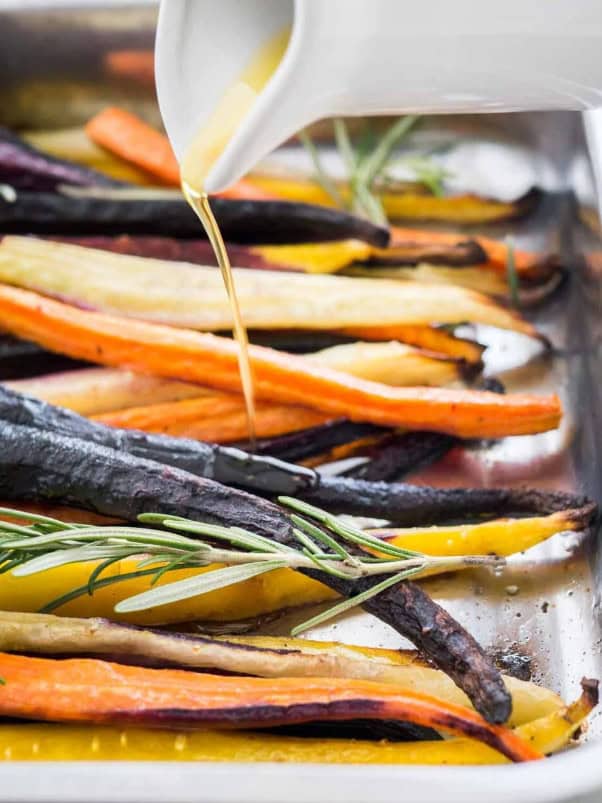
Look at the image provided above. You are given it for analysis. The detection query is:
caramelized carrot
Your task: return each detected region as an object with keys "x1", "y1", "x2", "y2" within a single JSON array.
[
  {"x1": 246, "y1": 176, "x2": 538, "y2": 224},
  {"x1": 340, "y1": 325, "x2": 485, "y2": 364},
  {"x1": 0, "y1": 285, "x2": 561, "y2": 438},
  {"x1": 0, "y1": 653, "x2": 542, "y2": 762},
  {"x1": 85, "y1": 107, "x2": 274, "y2": 199},
  {"x1": 85, "y1": 107, "x2": 181, "y2": 186},
  {"x1": 391, "y1": 226, "x2": 552, "y2": 279},
  {"x1": 104, "y1": 50, "x2": 155, "y2": 85},
  {"x1": 94, "y1": 393, "x2": 329, "y2": 442}
]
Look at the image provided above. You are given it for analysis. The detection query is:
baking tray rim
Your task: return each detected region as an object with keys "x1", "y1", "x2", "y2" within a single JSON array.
[{"x1": 1, "y1": 741, "x2": 602, "y2": 803}]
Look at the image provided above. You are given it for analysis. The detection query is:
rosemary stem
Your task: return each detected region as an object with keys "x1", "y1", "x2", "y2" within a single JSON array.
[
  {"x1": 186, "y1": 547, "x2": 502, "y2": 578},
  {"x1": 333, "y1": 118, "x2": 356, "y2": 174},
  {"x1": 356, "y1": 115, "x2": 420, "y2": 189},
  {"x1": 297, "y1": 130, "x2": 345, "y2": 207}
]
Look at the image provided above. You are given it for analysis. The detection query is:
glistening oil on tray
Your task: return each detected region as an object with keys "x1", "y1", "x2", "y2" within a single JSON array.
[{"x1": 180, "y1": 28, "x2": 291, "y2": 448}]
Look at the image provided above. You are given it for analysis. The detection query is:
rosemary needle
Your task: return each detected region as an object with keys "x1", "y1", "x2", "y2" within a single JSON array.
[
  {"x1": 300, "y1": 116, "x2": 424, "y2": 226},
  {"x1": 0, "y1": 503, "x2": 503, "y2": 620},
  {"x1": 297, "y1": 129, "x2": 345, "y2": 207}
]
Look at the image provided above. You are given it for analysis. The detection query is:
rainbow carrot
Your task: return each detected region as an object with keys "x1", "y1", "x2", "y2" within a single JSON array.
[
  {"x1": 0, "y1": 653, "x2": 542, "y2": 762},
  {"x1": 0, "y1": 284, "x2": 561, "y2": 439}
]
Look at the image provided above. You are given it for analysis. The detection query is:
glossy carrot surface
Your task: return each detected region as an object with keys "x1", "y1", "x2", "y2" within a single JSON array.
[
  {"x1": 0, "y1": 653, "x2": 542, "y2": 762},
  {"x1": 0, "y1": 285, "x2": 561, "y2": 438}
]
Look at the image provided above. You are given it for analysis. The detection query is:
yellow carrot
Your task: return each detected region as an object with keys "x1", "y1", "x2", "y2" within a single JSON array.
[
  {"x1": 245, "y1": 174, "x2": 537, "y2": 223},
  {"x1": 0, "y1": 684, "x2": 592, "y2": 764},
  {"x1": 0, "y1": 236, "x2": 538, "y2": 335},
  {"x1": 372, "y1": 509, "x2": 591, "y2": 558},
  {"x1": 0, "y1": 653, "x2": 542, "y2": 762},
  {"x1": 0, "y1": 508, "x2": 588, "y2": 631}
]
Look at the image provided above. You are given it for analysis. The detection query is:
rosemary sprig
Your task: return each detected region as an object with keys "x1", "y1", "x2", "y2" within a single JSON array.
[
  {"x1": 386, "y1": 156, "x2": 452, "y2": 198},
  {"x1": 299, "y1": 116, "x2": 434, "y2": 226},
  {"x1": 297, "y1": 130, "x2": 345, "y2": 208},
  {"x1": 291, "y1": 566, "x2": 422, "y2": 637},
  {"x1": 0, "y1": 504, "x2": 504, "y2": 629},
  {"x1": 354, "y1": 116, "x2": 419, "y2": 191}
]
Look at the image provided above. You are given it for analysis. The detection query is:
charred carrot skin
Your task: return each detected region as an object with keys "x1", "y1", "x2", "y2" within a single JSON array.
[
  {"x1": 391, "y1": 226, "x2": 558, "y2": 280},
  {"x1": 0, "y1": 193, "x2": 388, "y2": 246},
  {"x1": 340, "y1": 325, "x2": 485, "y2": 365},
  {"x1": 0, "y1": 385, "x2": 317, "y2": 496},
  {"x1": 0, "y1": 612, "x2": 564, "y2": 727},
  {"x1": 0, "y1": 285, "x2": 561, "y2": 439},
  {"x1": 1, "y1": 384, "x2": 588, "y2": 528},
  {"x1": 0, "y1": 682, "x2": 593, "y2": 764},
  {"x1": 0, "y1": 653, "x2": 541, "y2": 762},
  {"x1": 0, "y1": 424, "x2": 513, "y2": 725}
]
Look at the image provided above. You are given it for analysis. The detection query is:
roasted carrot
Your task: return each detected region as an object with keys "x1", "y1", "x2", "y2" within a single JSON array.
[
  {"x1": 5, "y1": 368, "x2": 208, "y2": 416},
  {"x1": 104, "y1": 50, "x2": 155, "y2": 85},
  {"x1": 0, "y1": 285, "x2": 561, "y2": 438},
  {"x1": 0, "y1": 236, "x2": 535, "y2": 336},
  {"x1": 85, "y1": 107, "x2": 181, "y2": 186},
  {"x1": 85, "y1": 107, "x2": 274, "y2": 199},
  {"x1": 0, "y1": 612, "x2": 563, "y2": 727},
  {"x1": 251, "y1": 240, "x2": 549, "y2": 297},
  {"x1": 339, "y1": 325, "x2": 485, "y2": 364},
  {"x1": 391, "y1": 226, "x2": 555, "y2": 280},
  {"x1": 94, "y1": 393, "x2": 329, "y2": 442},
  {"x1": 0, "y1": 683, "x2": 588, "y2": 763},
  {"x1": 91, "y1": 347, "x2": 462, "y2": 441},
  {"x1": 0, "y1": 683, "x2": 593, "y2": 764},
  {"x1": 246, "y1": 174, "x2": 540, "y2": 223},
  {"x1": 7, "y1": 341, "x2": 464, "y2": 421},
  {"x1": 253, "y1": 237, "x2": 486, "y2": 274},
  {"x1": 23, "y1": 127, "x2": 158, "y2": 185},
  {"x1": 372, "y1": 509, "x2": 592, "y2": 558},
  {"x1": 382, "y1": 190, "x2": 538, "y2": 224},
  {"x1": 0, "y1": 653, "x2": 541, "y2": 761}
]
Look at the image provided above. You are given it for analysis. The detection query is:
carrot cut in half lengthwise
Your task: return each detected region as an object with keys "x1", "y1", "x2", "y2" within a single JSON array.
[
  {"x1": 0, "y1": 653, "x2": 541, "y2": 763},
  {"x1": 0, "y1": 236, "x2": 537, "y2": 336},
  {"x1": 0, "y1": 285, "x2": 561, "y2": 438},
  {"x1": 0, "y1": 682, "x2": 593, "y2": 763},
  {"x1": 339, "y1": 325, "x2": 485, "y2": 364}
]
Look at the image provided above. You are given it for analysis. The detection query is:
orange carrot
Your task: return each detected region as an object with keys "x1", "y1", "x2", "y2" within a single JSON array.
[
  {"x1": 214, "y1": 179, "x2": 275, "y2": 201},
  {"x1": 86, "y1": 107, "x2": 181, "y2": 186},
  {"x1": 94, "y1": 393, "x2": 329, "y2": 442},
  {"x1": 340, "y1": 325, "x2": 485, "y2": 364},
  {"x1": 104, "y1": 50, "x2": 155, "y2": 86},
  {"x1": 0, "y1": 653, "x2": 542, "y2": 762},
  {"x1": 85, "y1": 107, "x2": 275, "y2": 199},
  {"x1": 391, "y1": 226, "x2": 552, "y2": 278},
  {"x1": 0, "y1": 284, "x2": 561, "y2": 439}
]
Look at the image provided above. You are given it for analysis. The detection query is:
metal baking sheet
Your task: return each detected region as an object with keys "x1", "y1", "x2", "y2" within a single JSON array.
[{"x1": 0, "y1": 4, "x2": 601, "y2": 802}]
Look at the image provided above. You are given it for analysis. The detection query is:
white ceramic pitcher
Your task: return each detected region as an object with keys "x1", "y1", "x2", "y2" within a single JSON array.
[{"x1": 156, "y1": 0, "x2": 602, "y2": 193}]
